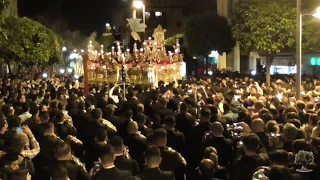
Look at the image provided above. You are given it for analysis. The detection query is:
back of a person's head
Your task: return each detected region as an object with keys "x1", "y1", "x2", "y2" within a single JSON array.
[
  {"x1": 153, "y1": 128, "x2": 167, "y2": 145},
  {"x1": 292, "y1": 139, "x2": 311, "y2": 154},
  {"x1": 135, "y1": 113, "x2": 146, "y2": 125},
  {"x1": 164, "y1": 116, "x2": 175, "y2": 128},
  {"x1": 10, "y1": 134, "x2": 26, "y2": 154},
  {"x1": 261, "y1": 112, "x2": 273, "y2": 122},
  {"x1": 179, "y1": 102, "x2": 188, "y2": 112},
  {"x1": 50, "y1": 165, "x2": 69, "y2": 180},
  {"x1": 91, "y1": 108, "x2": 102, "y2": 120},
  {"x1": 287, "y1": 119, "x2": 301, "y2": 129},
  {"x1": 56, "y1": 111, "x2": 64, "y2": 122},
  {"x1": 268, "y1": 150, "x2": 289, "y2": 166},
  {"x1": 198, "y1": 159, "x2": 215, "y2": 178},
  {"x1": 200, "y1": 108, "x2": 211, "y2": 120},
  {"x1": 296, "y1": 100, "x2": 305, "y2": 110},
  {"x1": 203, "y1": 146, "x2": 217, "y2": 159},
  {"x1": 210, "y1": 122, "x2": 224, "y2": 135},
  {"x1": 29, "y1": 104, "x2": 39, "y2": 116},
  {"x1": 145, "y1": 145, "x2": 161, "y2": 164},
  {"x1": 283, "y1": 123, "x2": 297, "y2": 141},
  {"x1": 99, "y1": 145, "x2": 115, "y2": 164},
  {"x1": 21, "y1": 103, "x2": 30, "y2": 113},
  {"x1": 41, "y1": 122, "x2": 54, "y2": 135},
  {"x1": 39, "y1": 111, "x2": 50, "y2": 122},
  {"x1": 55, "y1": 142, "x2": 71, "y2": 159},
  {"x1": 7, "y1": 115, "x2": 21, "y2": 129},
  {"x1": 127, "y1": 121, "x2": 138, "y2": 133},
  {"x1": 95, "y1": 128, "x2": 108, "y2": 142},
  {"x1": 243, "y1": 133, "x2": 260, "y2": 152},
  {"x1": 251, "y1": 118, "x2": 265, "y2": 132},
  {"x1": 286, "y1": 112, "x2": 299, "y2": 121},
  {"x1": 268, "y1": 165, "x2": 292, "y2": 180},
  {"x1": 110, "y1": 136, "x2": 123, "y2": 152}
]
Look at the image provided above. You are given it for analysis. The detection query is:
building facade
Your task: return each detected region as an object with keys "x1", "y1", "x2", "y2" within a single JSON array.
[
  {"x1": 217, "y1": 0, "x2": 240, "y2": 72},
  {"x1": 143, "y1": 0, "x2": 186, "y2": 37}
]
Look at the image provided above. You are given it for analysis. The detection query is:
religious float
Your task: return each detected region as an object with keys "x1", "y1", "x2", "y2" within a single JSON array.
[{"x1": 84, "y1": 25, "x2": 185, "y2": 86}]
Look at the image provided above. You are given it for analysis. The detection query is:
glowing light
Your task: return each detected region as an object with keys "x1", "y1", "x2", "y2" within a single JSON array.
[
  {"x1": 133, "y1": 0, "x2": 144, "y2": 9},
  {"x1": 313, "y1": 7, "x2": 320, "y2": 19},
  {"x1": 155, "y1": 11, "x2": 162, "y2": 17},
  {"x1": 59, "y1": 69, "x2": 65, "y2": 74},
  {"x1": 140, "y1": 48, "x2": 143, "y2": 52},
  {"x1": 106, "y1": 23, "x2": 110, "y2": 27},
  {"x1": 208, "y1": 71, "x2": 213, "y2": 75},
  {"x1": 81, "y1": 49, "x2": 84, "y2": 53},
  {"x1": 180, "y1": 62, "x2": 186, "y2": 77},
  {"x1": 42, "y1": 73, "x2": 48, "y2": 78},
  {"x1": 62, "y1": 47, "x2": 67, "y2": 51},
  {"x1": 103, "y1": 65, "x2": 106, "y2": 69},
  {"x1": 251, "y1": 71, "x2": 257, "y2": 75},
  {"x1": 67, "y1": 68, "x2": 73, "y2": 73},
  {"x1": 73, "y1": 49, "x2": 77, "y2": 53},
  {"x1": 74, "y1": 74, "x2": 79, "y2": 79}
]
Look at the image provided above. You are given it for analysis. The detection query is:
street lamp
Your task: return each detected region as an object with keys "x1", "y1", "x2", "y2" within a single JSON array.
[
  {"x1": 133, "y1": 0, "x2": 146, "y2": 28},
  {"x1": 296, "y1": 1, "x2": 320, "y2": 100}
]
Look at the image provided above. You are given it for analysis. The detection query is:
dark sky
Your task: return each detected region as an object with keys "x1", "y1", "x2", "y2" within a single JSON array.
[{"x1": 18, "y1": 0, "x2": 127, "y2": 36}]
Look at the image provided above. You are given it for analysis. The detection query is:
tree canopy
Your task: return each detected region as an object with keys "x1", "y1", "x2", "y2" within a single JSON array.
[
  {"x1": 184, "y1": 12, "x2": 235, "y2": 57},
  {"x1": 230, "y1": 0, "x2": 296, "y2": 54},
  {"x1": 231, "y1": 0, "x2": 320, "y2": 84},
  {"x1": 0, "y1": 16, "x2": 63, "y2": 66}
]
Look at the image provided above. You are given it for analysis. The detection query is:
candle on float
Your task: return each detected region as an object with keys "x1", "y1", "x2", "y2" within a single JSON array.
[{"x1": 112, "y1": 46, "x2": 115, "y2": 55}]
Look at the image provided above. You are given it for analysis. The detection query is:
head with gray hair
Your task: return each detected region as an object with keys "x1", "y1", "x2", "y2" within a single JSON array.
[{"x1": 283, "y1": 123, "x2": 297, "y2": 141}]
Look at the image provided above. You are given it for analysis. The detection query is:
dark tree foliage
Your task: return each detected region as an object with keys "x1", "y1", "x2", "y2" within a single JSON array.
[{"x1": 184, "y1": 12, "x2": 235, "y2": 57}]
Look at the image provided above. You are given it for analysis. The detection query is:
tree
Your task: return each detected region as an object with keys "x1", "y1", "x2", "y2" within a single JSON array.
[
  {"x1": 0, "y1": 0, "x2": 9, "y2": 39},
  {"x1": 230, "y1": 0, "x2": 296, "y2": 85},
  {"x1": 184, "y1": 12, "x2": 235, "y2": 73},
  {"x1": 0, "y1": 16, "x2": 63, "y2": 71}
]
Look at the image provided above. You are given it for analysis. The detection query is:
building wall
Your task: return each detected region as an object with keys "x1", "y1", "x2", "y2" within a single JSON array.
[{"x1": 144, "y1": 0, "x2": 185, "y2": 37}]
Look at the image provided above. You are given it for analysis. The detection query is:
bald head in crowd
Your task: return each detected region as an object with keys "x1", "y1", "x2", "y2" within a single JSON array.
[
  {"x1": 251, "y1": 118, "x2": 265, "y2": 133},
  {"x1": 210, "y1": 122, "x2": 224, "y2": 137}
]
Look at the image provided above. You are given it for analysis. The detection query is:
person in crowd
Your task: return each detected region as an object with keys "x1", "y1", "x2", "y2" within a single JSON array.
[
  {"x1": 91, "y1": 145, "x2": 137, "y2": 180},
  {"x1": 85, "y1": 128, "x2": 108, "y2": 171},
  {"x1": 110, "y1": 136, "x2": 139, "y2": 175},
  {"x1": 153, "y1": 128, "x2": 187, "y2": 180},
  {"x1": 124, "y1": 121, "x2": 147, "y2": 168},
  {"x1": 2, "y1": 70, "x2": 320, "y2": 180},
  {"x1": 18, "y1": 103, "x2": 32, "y2": 123},
  {"x1": 137, "y1": 145, "x2": 174, "y2": 180},
  {"x1": 164, "y1": 116, "x2": 185, "y2": 154},
  {"x1": 203, "y1": 122, "x2": 233, "y2": 167},
  {"x1": 49, "y1": 142, "x2": 89, "y2": 180},
  {"x1": 135, "y1": 113, "x2": 153, "y2": 137}
]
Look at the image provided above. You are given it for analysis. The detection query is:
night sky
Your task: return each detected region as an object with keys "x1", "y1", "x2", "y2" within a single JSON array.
[{"x1": 18, "y1": 0, "x2": 126, "y2": 36}]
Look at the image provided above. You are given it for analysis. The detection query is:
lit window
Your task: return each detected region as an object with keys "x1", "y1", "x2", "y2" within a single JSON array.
[{"x1": 155, "y1": 11, "x2": 162, "y2": 17}]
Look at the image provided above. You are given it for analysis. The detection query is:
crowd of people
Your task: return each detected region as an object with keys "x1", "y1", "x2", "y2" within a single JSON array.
[{"x1": 0, "y1": 72, "x2": 320, "y2": 180}]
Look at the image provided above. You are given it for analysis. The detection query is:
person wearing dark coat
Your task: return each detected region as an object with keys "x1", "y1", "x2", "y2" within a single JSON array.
[
  {"x1": 138, "y1": 145, "x2": 174, "y2": 180},
  {"x1": 111, "y1": 136, "x2": 139, "y2": 176},
  {"x1": 92, "y1": 145, "x2": 138, "y2": 180}
]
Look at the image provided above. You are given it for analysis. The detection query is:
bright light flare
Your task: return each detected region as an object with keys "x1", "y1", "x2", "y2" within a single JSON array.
[{"x1": 133, "y1": 0, "x2": 144, "y2": 8}]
